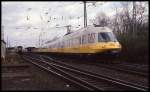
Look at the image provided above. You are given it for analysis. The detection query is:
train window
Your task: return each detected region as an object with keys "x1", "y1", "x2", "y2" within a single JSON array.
[
  {"x1": 70, "y1": 40, "x2": 72, "y2": 47},
  {"x1": 74, "y1": 39, "x2": 76, "y2": 46},
  {"x1": 64, "y1": 41, "x2": 65, "y2": 47},
  {"x1": 68, "y1": 40, "x2": 70, "y2": 47},
  {"x1": 98, "y1": 32, "x2": 117, "y2": 42},
  {"x1": 62, "y1": 41, "x2": 64, "y2": 48},
  {"x1": 66, "y1": 41, "x2": 68, "y2": 47},
  {"x1": 65, "y1": 41, "x2": 67, "y2": 47},
  {"x1": 58, "y1": 43, "x2": 59, "y2": 48},
  {"x1": 59, "y1": 42, "x2": 61, "y2": 48},
  {"x1": 77, "y1": 37, "x2": 80, "y2": 45},
  {"x1": 75, "y1": 38, "x2": 79, "y2": 46},
  {"x1": 56, "y1": 43, "x2": 57, "y2": 48},
  {"x1": 70, "y1": 40, "x2": 71, "y2": 47},
  {"x1": 88, "y1": 33, "x2": 95, "y2": 43},
  {"x1": 72, "y1": 39, "x2": 75, "y2": 46},
  {"x1": 69, "y1": 40, "x2": 71, "y2": 47},
  {"x1": 76, "y1": 39, "x2": 78, "y2": 45},
  {"x1": 67, "y1": 40, "x2": 69, "y2": 47},
  {"x1": 79, "y1": 37, "x2": 81, "y2": 45},
  {"x1": 60, "y1": 42, "x2": 61, "y2": 48},
  {"x1": 73, "y1": 38, "x2": 76, "y2": 46},
  {"x1": 72, "y1": 39, "x2": 73, "y2": 46},
  {"x1": 82, "y1": 35, "x2": 84, "y2": 44},
  {"x1": 64, "y1": 41, "x2": 66, "y2": 47},
  {"x1": 66, "y1": 41, "x2": 67, "y2": 47},
  {"x1": 78, "y1": 37, "x2": 80, "y2": 45},
  {"x1": 82, "y1": 34, "x2": 88, "y2": 44}
]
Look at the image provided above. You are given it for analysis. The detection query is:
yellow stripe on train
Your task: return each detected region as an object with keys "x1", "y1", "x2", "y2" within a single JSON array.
[{"x1": 35, "y1": 42, "x2": 121, "y2": 54}]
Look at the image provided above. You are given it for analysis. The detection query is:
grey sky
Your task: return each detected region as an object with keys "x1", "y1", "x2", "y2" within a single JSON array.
[{"x1": 3, "y1": 1, "x2": 145, "y2": 47}]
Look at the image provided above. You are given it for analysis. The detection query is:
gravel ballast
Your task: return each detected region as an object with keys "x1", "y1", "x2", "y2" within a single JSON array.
[{"x1": 2, "y1": 52, "x2": 82, "y2": 90}]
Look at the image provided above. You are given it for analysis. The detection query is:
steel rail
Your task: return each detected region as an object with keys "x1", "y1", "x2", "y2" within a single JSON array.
[
  {"x1": 115, "y1": 63, "x2": 149, "y2": 72},
  {"x1": 83, "y1": 62, "x2": 148, "y2": 77},
  {"x1": 22, "y1": 55, "x2": 104, "y2": 91},
  {"x1": 42, "y1": 55, "x2": 148, "y2": 91},
  {"x1": 35, "y1": 53, "x2": 148, "y2": 77},
  {"x1": 24, "y1": 54, "x2": 148, "y2": 91}
]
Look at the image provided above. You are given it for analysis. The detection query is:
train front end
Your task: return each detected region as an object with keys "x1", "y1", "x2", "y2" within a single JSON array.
[
  {"x1": 89, "y1": 27, "x2": 122, "y2": 57},
  {"x1": 97, "y1": 31, "x2": 121, "y2": 55}
]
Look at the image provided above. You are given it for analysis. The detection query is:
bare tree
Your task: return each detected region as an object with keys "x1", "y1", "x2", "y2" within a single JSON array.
[
  {"x1": 135, "y1": 2, "x2": 148, "y2": 32},
  {"x1": 93, "y1": 12, "x2": 109, "y2": 27},
  {"x1": 111, "y1": 1, "x2": 148, "y2": 35}
]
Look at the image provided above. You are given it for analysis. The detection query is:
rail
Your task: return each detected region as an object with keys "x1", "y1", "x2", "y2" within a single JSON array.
[{"x1": 22, "y1": 54, "x2": 148, "y2": 91}]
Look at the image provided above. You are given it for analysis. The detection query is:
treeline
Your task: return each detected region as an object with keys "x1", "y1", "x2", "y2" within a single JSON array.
[
  {"x1": 115, "y1": 2, "x2": 148, "y2": 63},
  {"x1": 95, "y1": 2, "x2": 149, "y2": 63}
]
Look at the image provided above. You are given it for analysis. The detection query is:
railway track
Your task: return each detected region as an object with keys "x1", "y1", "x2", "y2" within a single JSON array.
[
  {"x1": 38, "y1": 54, "x2": 148, "y2": 77},
  {"x1": 22, "y1": 54, "x2": 148, "y2": 91},
  {"x1": 116, "y1": 62, "x2": 148, "y2": 72},
  {"x1": 81, "y1": 62, "x2": 148, "y2": 77}
]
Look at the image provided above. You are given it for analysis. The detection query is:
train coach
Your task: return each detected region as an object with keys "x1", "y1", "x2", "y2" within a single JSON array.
[
  {"x1": 16, "y1": 46, "x2": 23, "y2": 54},
  {"x1": 33, "y1": 26, "x2": 122, "y2": 57}
]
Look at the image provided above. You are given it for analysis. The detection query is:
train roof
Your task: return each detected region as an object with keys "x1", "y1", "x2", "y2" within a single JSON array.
[
  {"x1": 64, "y1": 26, "x2": 112, "y2": 37},
  {"x1": 87, "y1": 26, "x2": 112, "y2": 32},
  {"x1": 25, "y1": 47, "x2": 36, "y2": 49},
  {"x1": 43, "y1": 26, "x2": 112, "y2": 46},
  {"x1": 17, "y1": 46, "x2": 23, "y2": 48},
  {"x1": 63, "y1": 26, "x2": 112, "y2": 40}
]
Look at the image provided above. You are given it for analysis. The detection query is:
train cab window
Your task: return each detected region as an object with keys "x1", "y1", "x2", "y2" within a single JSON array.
[{"x1": 98, "y1": 32, "x2": 117, "y2": 42}]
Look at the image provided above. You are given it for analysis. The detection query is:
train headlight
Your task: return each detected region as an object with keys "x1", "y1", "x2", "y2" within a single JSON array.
[
  {"x1": 116, "y1": 43, "x2": 121, "y2": 48},
  {"x1": 102, "y1": 45, "x2": 105, "y2": 48},
  {"x1": 118, "y1": 44, "x2": 121, "y2": 48}
]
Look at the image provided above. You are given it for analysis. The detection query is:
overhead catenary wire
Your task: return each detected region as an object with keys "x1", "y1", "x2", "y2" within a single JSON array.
[{"x1": 3, "y1": 2, "x2": 107, "y2": 47}]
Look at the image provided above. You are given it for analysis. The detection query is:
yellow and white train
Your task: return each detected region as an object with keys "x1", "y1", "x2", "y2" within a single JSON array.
[{"x1": 33, "y1": 26, "x2": 121, "y2": 56}]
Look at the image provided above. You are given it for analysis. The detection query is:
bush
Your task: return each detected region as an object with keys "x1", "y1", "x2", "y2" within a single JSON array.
[{"x1": 117, "y1": 31, "x2": 149, "y2": 63}]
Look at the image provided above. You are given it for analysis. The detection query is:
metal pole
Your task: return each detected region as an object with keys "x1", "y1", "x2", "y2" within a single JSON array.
[
  {"x1": 7, "y1": 36, "x2": 8, "y2": 47},
  {"x1": 39, "y1": 35, "x2": 40, "y2": 47},
  {"x1": 84, "y1": 1, "x2": 87, "y2": 28},
  {"x1": 2, "y1": 26, "x2": 4, "y2": 40}
]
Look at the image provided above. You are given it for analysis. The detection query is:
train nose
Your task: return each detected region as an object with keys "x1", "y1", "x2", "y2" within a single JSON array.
[
  {"x1": 118, "y1": 44, "x2": 121, "y2": 48},
  {"x1": 102, "y1": 45, "x2": 105, "y2": 48},
  {"x1": 113, "y1": 42, "x2": 121, "y2": 48}
]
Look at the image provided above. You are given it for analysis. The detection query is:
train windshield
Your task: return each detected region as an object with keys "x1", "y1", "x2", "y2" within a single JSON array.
[{"x1": 98, "y1": 32, "x2": 117, "y2": 42}]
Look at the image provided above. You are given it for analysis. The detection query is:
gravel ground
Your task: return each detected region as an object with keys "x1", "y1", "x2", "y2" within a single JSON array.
[
  {"x1": 2, "y1": 52, "x2": 83, "y2": 91},
  {"x1": 50, "y1": 56, "x2": 149, "y2": 87}
]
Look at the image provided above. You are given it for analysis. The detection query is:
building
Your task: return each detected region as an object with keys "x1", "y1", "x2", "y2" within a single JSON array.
[
  {"x1": 25, "y1": 47, "x2": 36, "y2": 52},
  {"x1": 6, "y1": 47, "x2": 16, "y2": 53},
  {"x1": 1, "y1": 26, "x2": 6, "y2": 61},
  {"x1": 1, "y1": 40, "x2": 6, "y2": 61}
]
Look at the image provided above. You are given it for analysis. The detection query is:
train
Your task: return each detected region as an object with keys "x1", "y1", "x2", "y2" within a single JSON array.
[
  {"x1": 30, "y1": 26, "x2": 122, "y2": 57},
  {"x1": 16, "y1": 46, "x2": 23, "y2": 54}
]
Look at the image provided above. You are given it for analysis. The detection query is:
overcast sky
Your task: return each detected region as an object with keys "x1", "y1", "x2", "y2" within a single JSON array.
[{"x1": 2, "y1": 1, "x2": 146, "y2": 47}]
